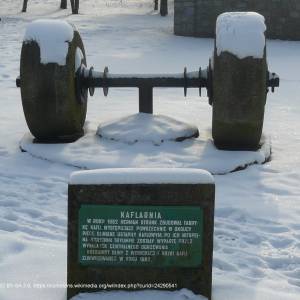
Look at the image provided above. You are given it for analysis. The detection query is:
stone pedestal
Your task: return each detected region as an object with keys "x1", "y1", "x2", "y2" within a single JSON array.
[{"x1": 67, "y1": 168, "x2": 215, "y2": 300}]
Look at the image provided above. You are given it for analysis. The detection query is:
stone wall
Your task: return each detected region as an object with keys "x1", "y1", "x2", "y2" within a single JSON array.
[{"x1": 174, "y1": 0, "x2": 300, "y2": 40}]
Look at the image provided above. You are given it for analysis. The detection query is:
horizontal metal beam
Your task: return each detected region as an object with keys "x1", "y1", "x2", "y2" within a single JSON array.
[{"x1": 81, "y1": 68, "x2": 208, "y2": 89}]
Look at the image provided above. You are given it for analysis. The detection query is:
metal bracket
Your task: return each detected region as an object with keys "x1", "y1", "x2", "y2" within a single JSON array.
[
  {"x1": 199, "y1": 67, "x2": 202, "y2": 97},
  {"x1": 103, "y1": 67, "x2": 109, "y2": 97},
  {"x1": 75, "y1": 65, "x2": 88, "y2": 104},
  {"x1": 88, "y1": 67, "x2": 95, "y2": 96},
  {"x1": 267, "y1": 71, "x2": 280, "y2": 93},
  {"x1": 183, "y1": 67, "x2": 187, "y2": 97},
  {"x1": 207, "y1": 59, "x2": 213, "y2": 105},
  {"x1": 16, "y1": 76, "x2": 21, "y2": 88}
]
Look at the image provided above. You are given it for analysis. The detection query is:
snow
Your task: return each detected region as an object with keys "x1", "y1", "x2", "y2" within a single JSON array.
[
  {"x1": 75, "y1": 48, "x2": 84, "y2": 71},
  {"x1": 71, "y1": 289, "x2": 207, "y2": 300},
  {"x1": 24, "y1": 19, "x2": 74, "y2": 65},
  {"x1": 97, "y1": 113, "x2": 199, "y2": 145},
  {"x1": 216, "y1": 12, "x2": 266, "y2": 59},
  {"x1": 0, "y1": 1, "x2": 300, "y2": 300},
  {"x1": 69, "y1": 168, "x2": 214, "y2": 185},
  {"x1": 20, "y1": 132, "x2": 271, "y2": 175}
]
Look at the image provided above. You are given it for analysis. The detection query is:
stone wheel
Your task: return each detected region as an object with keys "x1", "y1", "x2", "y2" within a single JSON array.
[
  {"x1": 20, "y1": 23, "x2": 87, "y2": 143},
  {"x1": 211, "y1": 14, "x2": 268, "y2": 150}
]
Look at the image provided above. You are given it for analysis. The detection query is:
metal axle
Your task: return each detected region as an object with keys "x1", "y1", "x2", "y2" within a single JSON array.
[
  {"x1": 77, "y1": 66, "x2": 209, "y2": 114},
  {"x1": 16, "y1": 66, "x2": 280, "y2": 115},
  {"x1": 82, "y1": 70, "x2": 208, "y2": 89}
]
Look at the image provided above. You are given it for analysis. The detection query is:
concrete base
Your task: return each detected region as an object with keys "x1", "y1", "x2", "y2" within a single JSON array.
[{"x1": 20, "y1": 128, "x2": 271, "y2": 175}]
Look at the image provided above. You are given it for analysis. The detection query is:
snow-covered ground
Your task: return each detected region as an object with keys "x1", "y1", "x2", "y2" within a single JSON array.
[{"x1": 0, "y1": 1, "x2": 300, "y2": 300}]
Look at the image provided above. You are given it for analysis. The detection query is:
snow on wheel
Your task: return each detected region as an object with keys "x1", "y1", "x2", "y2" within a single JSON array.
[
  {"x1": 212, "y1": 12, "x2": 268, "y2": 150},
  {"x1": 20, "y1": 20, "x2": 88, "y2": 143}
]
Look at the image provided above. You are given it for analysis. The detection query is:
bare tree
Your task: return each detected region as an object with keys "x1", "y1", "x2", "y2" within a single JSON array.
[
  {"x1": 22, "y1": 0, "x2": 28, "y2": 12},
  {"x1": 160, "y1": 0, "x2": 168, "y2": 16},
  {"x1": 70, "y1": 0, "x2": 75, "y2": 13},
  {"x1": 22, "y1": 0, "x2": 68, "y2": 12},
  {"x1": 75, "y1": 0, "x2": 80, "y2": 13},
  {"x1": 70, "y1": 0, "x2": 79, "y2": 14},
  {"x1": 60, "y1": 0, "x2": 67, "y2": 9},
  {"x1": 154, "y1": 0, "x2": 158, "y2": 11}
]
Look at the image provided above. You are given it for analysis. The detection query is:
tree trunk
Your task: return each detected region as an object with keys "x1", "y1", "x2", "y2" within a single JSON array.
[
  {"x1": 74, "y1": 0, "x2": 79, "y2": 14},
  {"x1": 160, "y1": 0, "x2": 168, "y2": 16},
  {"x1": 60, "y1": 0, "x2": 67, "y2": 9},
  {"x1": 22, "y1": 0, "x2": 28, "y2": 12},
  {"x1": 154, "y1": 0, "x2": 158, "y2": 11},
  {"x1": 70, "y1": 0, "x2": 75, "y2": 14},
  {"x1": 71, "y1": 0, "x2": 79, "y2": 14}
]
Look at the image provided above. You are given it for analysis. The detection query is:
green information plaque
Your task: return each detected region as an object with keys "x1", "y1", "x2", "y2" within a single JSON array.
[{"x1": 78, "y1": 205, "x2": 203, "y2": 268}]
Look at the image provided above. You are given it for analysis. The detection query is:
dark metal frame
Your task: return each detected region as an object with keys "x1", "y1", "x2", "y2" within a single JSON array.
[
  {"x1": 16, "y1": 65, "x2": 279, "y2": 114},
  {"x1": 76, "y1": 65, "x2": 211, "y2": 113}
]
